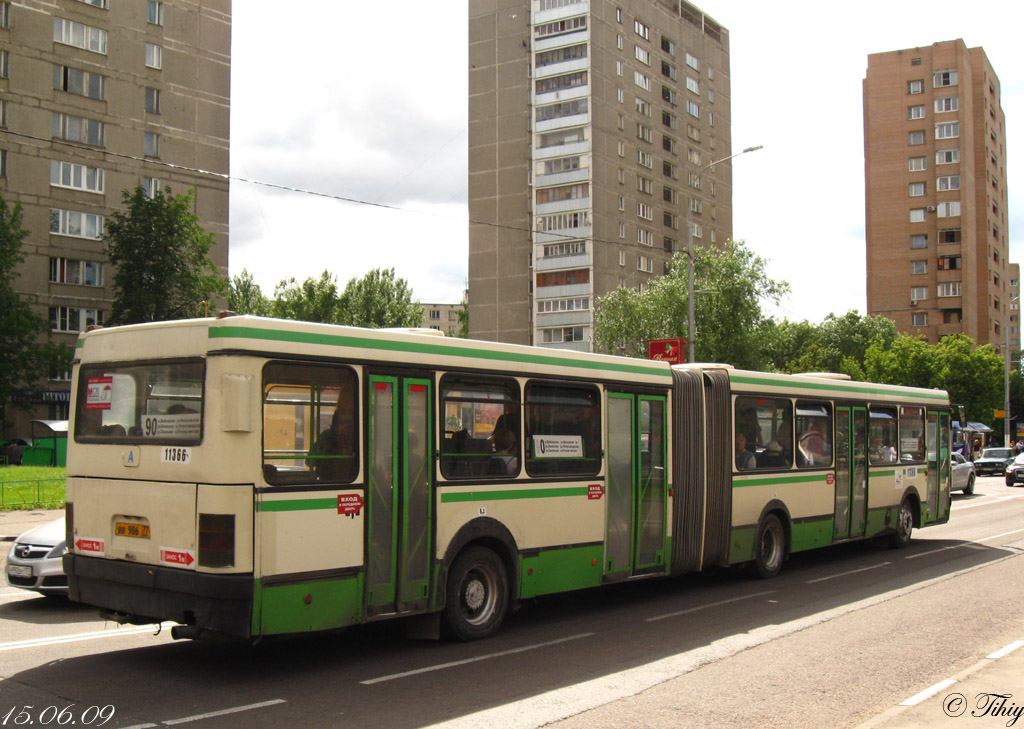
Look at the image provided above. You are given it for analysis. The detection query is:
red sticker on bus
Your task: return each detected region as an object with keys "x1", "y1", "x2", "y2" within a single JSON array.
[
  {"x1": 410, "y1": 384, "x2": 426, "y2": 392},
  {"x1": 827, "y1": 473, "x2": 835, "y2": 485},
  {"x1": 588, "y1": 484, "x2": 604, "y2": 500},
  {"x1": 374, "y1": 383, "x2": 388, "y2": 391},
  {"x1": 338, "y1": 494, "x2": 364, "y2": 515}
]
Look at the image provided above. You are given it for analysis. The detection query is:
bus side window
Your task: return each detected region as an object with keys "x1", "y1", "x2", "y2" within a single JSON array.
[
  {"x1": 262, "y1": 362, "x2": 359, "y2": 485},
  {"x1": 524, "y1": 381, "x2": 600, "y2": 477},
  {"x1": 440, "y1": 376, "x2": 519, "y2": 479}
]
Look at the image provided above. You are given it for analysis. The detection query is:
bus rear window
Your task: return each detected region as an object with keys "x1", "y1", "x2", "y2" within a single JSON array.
[{"x1": 75, "y1": 360, "x2": 204, "y2": 444}]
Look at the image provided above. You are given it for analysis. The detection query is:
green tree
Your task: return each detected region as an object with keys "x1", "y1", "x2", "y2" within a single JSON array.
[
  {"x1": 863, "y1": 333, "x2": 935, "y2": 389},
  {"x1": 593, "y1": 241, "x2": 788, "y2": 368},
  {"x1": 337, "y1": 267, "x2": 422, "y2": 329},
  {"x1": 0, "y1": 194, "x2": 50, "y2": 429},
  {"x1": 270, "y1": 270, "x2": 341, "y2": 323},
  {"x1": 105, "y1": 186, "x2": 225, "y2": 324},
  {"x1": 933, "y1": 335, "x2": 1003, "y2": 424},
  {"x1": 227, "y1": 269, "x2": 270, "y2": 316}
]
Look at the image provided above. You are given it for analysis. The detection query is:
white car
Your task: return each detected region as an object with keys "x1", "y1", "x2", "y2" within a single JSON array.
[
  {"x1": 950, "y1": 452, "x2": 976, "y2": 494},
  {"x1": 5, "y1": 518, "x2": 67, "y2": 596}
]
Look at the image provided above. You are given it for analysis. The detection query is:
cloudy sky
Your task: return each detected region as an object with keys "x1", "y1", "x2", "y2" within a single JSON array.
[{"x1": 228, "y1": 1, "x2": 1023, "y2": 323}]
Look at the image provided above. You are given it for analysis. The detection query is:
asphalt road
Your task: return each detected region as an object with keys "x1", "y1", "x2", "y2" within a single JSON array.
[{"x1": 2, "y1": 476, "x2": 1024, "y2": 729}]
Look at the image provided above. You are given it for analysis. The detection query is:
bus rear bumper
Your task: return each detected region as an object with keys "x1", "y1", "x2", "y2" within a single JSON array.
[{"x1": 64, "y1": 554, "x2": 253, "y2": 639}]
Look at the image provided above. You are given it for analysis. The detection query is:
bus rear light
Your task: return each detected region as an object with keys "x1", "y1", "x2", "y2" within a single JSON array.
[{"x1": 198, "y1": 513, "x2": 235, "y2": 568}]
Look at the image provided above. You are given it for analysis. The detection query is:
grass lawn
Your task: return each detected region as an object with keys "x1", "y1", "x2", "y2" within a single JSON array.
[{"x1": 0, "y1": 466, "x2": 66, "y2": 510}]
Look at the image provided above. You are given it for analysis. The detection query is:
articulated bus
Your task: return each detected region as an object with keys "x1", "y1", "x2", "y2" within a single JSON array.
[{"x1": 63, "y1": 316, "x2": 952, "y2": 641}]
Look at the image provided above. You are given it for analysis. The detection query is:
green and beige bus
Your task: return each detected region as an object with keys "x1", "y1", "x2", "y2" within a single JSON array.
[{"x1": 63, "y1": 316, "x2": 952, "y2": 641}]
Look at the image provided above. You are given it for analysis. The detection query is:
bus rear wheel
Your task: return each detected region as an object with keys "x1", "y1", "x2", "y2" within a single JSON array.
[
  {"x1": 443, "y1": 546, "x2": 509, "y2": 641},
  {"x1": 751, "y1": 514, "x2": 785, "y2": 579},
  {"x1": 890, "y1": 498, "x2": 914, "y2": 549}
]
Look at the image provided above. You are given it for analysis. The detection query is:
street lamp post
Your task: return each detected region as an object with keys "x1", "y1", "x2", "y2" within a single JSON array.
[
  {"x1": 686, "y1": 144, "x2": 762, "y2": 363},
  {"x1": 1005, "y1": 296, "x2": 1019, "y2": 447}
]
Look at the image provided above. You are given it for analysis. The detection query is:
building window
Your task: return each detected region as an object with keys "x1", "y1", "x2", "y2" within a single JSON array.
[
  {"x1": 936, "y1": 148, "x2": 959, "y2": 165},
  {"x1": 541, "y1": 326, "x2": 585, "y2": 344},
  {"x1": 909, "y1": 157, "x2": 926, "y2": 172},
  {"x1": 53, "y1": 64, "x2": 106, "y2": 100},
  {"x1": 662, "y1": 110, "x2": 676, "y2": 129},
  {"x1": 908, "y1": 131, "x2": 925, "y2": 146},
  {"x1": 147, "y1": 0, "x2": 164, "y2": 25},
  {"x1": 74, "y1": 0, "x2": 109, "y2": 7},
  {"x1": 535, "y1": 71, "x2": 588, "y2": 94},
  {"x1": 937, "y1": 282, "x2": 962, "y2": 297},
  {"x1": 144, "y1": 132, "x2": 160, "y2": 157},
  {"x1": 52, "y1": 112, "x2": 105, "y2": 146},
  {"x1": 911, "y1": 260, "x2": 927, "y2": 275},
  {"x1": 538, "y1": 126, "x2": 585, "y2": 149},
  {"x1": 661, "y1": 60, "x2": 676, "y2": 80},
  {"x1": 938, "y1": 228, "x2": 961, "y2": 244},
  {"x1": 661, "y1": 36, "x2": 675, "y2": 55},
  {"x1": 143, "y1": 177, "x2": 160, "y2": 197},
  {"x1": 933, "y1": 70, "x2": 958, "y2": 87},
  {"x1": 0, "y1": 3, "x2": 9, "y2": 29},
  {"x1": 0, "y1": 149, "x2": 6, "y2": 177},
  {"x1": 909, "y1": 182, "x2": 926, "y2": 197},
  {"x1": 50, "y1": 257, "x2": 102, "y2": 286},
  {"x1": 535, "y1": 183, "x2": 588, "y2": 204},
  {"x1": 634, "y1": 71, "x2": 651, "y2": 91},
  {"x1": 537, "y1": 297, "x2": 589, "y2": 313},
  {"x1": 536, "y1": 269, "x2": 589, "y2": 287},
  {"x1": 636, "y1": 175, "x2": 652, "y2": 194},
  {"x1": 636, "y1": 202, "x2": 653, "y2": 221},
  {"x1": 685, "y1": 53, "x2": 699, "y2": 71},
  {"x1": 937, "y1": 175, "x2": 960, "y2": 191},
  {"x1": 936, "y1": 201, "x2": 961, "y2": 218},
  {"x1": 935, "y1": 96, "x2": 958, "y2": 113},
  {"x1": 145, "y1": 87, "x2": 161, "y2": 114},
  {"x1": 637, "y1": 150, "x2": 652, "y2": 168},
  {"x1": 0, "y1": 50, "x2": 8, "y2": 79},
  {"x1": 911, "y1": 286, "x2": 928, "y2": 302},
  {"x1": 633, "y1": 19, "x2": 649, "y2": 40},
  {"x1": 543, "y1": 156, "x2": 581, "y2": 175},
  {"x1": 50, "y1": 209, "x2": 104, "y2": 239},
  {"x1": 910, "y1": 234, "x2": 928, "y2": 249},
  {"x1": 910, "y1": 208, "x2": 926, "y2": 223},
  {"x1": 635, "y1": 46, "x2": 650, "y2": 65},
  {"x1": 635, "y1": 97, "x2": 650, "y2": 116},
  {"x1": 535, "y1": 211, "x2": 590, "y2": 232},
  {"x1": 912, "y1": 312, "x2": 928, "y2": 327},
  {"x1": 145, "y1": 43, "x2": 163, "y2": 69},
  {"x1": 50, "y1": 306, "x2": 104, "y2": 332},
  {"x1": 908, "y1": 79, "x2": 924, "y2": 94},
  {"x1": 54, "y1": 17, "x2": 107, "y2": 54},
  {"x1": 536, "y1": 43, "x2": 587, "y2": 68},
  {"x1": 635, "y1": 122, "x2": 651, "y2": 143},
  {"x1": 686, "y1": 76, "x2": 699, "y2": 94},
  {"x1": 50, "y1": 160, "x2": 104, "y2": 193},
  {"x1": 537, "y1": 98, "x2": 588, "y2": 121},
  {"x1": 543, "y1": 241, "x2": 586, "y2": 258},
  {"x1": 662, "y1": 160, "x2": 677, "y2": 179},
  {"x1": 908, "y1": 105, "x2": 925, "y2": 120},
  {"x1": 636, "y1": 228, "x2": 654, "y2": 246},
  {"x1": 686, "y1": 100, "x2": 699, "y2": 118},
  {"x1": 935, "y1": 122, "x2": 959, "y2": 139}
]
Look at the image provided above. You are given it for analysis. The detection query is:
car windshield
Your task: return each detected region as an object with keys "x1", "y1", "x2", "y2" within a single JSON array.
[
  {"x1": 981, "y1": 448, "x2": 1013, "y2": 459},
  {"x1": 1013, "y1": 453, "x2": 1024, "y2": 465}
]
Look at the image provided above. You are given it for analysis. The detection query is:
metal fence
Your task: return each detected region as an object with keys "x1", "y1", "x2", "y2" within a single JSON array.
[{"x1": 0, "y1": 479, "x2": 66, "y2": 508}]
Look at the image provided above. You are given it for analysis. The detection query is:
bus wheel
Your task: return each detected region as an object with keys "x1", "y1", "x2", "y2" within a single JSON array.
[
  {"x1": 443, "y1": 546, "x2": 509, "y2": 641},
  {"x1": 751, "y1": 514, "x2": 785, "y2": 579},
  {"x1": 890, "y1": 498, "x2": 914, "y2": 549}
]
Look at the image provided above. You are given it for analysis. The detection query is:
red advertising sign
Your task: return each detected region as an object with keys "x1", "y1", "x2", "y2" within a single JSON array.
[
  {"x1": 588, "y1": 484, "x2": 604, "y2": 500},
  {"x1": 648, "y1": 338, "x2": 686, "y2": 365},
  {"x1": 85, "y1": 376, "x2": 113, "y2": 410},
  {"x1": 338, "y1": 494, "x2": 365, "y2": 516}
]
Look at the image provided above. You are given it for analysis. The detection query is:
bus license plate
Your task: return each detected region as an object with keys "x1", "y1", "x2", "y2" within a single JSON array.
[{"x1": 115, "y1": 522, "x2": 150, "y2": 539}]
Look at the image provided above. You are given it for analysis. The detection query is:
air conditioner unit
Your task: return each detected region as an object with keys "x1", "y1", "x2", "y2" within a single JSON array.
[
  {"x1": 910, "y1": 300, "x2": 918, "y2": 306},
  {"x1": 926, "y1": 206, "x2": 937, "y2": 212}
]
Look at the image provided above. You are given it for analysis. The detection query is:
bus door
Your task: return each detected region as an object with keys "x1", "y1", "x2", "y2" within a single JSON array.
[
  {"x1": 928, "y1": 410, "x2": 950, "y2": 522},
  {"x1": 834, "y1": 405, "x2": 868, "y2": 540},
  {"x1": 366, "y1": 375, "x2": 433, "y2": 616},
  {"x1": 604, "y1": 392, "x2": 668, "y2": 578}
]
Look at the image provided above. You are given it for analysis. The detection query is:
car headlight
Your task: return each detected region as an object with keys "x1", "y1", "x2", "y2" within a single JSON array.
[{"x1": 46, "y1": 542, "x2": 67, "y2": 559}]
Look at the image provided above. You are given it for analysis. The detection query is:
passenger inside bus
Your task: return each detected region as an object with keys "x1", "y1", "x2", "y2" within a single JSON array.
[
  {"x1": 309, "y1": 408, "x2": 357, "y2": 481},
  {"x1": 489, "y1": 428, "x2": 519, "y2": 476}
]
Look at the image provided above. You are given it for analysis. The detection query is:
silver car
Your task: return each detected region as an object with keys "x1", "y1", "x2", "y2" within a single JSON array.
[
  {"x1": 5, "y1": 518, "x2": 67, "y2": 596},
  {"x1": 950, "y1": 452, "x2": 976, "y2": 494}
]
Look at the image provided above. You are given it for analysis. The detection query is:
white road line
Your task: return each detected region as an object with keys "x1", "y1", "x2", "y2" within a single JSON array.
[
  {"x1": 360, "y1": 633, "x2": 594, "y2": 685},
  {"x1": 0, "y1": 623, "x2": 172, "y2": 652},
  {"x1": 162, "y1": 700, "x2": 286, "y2": 726},
  {"x1": 645, "y1": 590, "x2": 776, "y2": 622},
  {"x1": 987, "y1": 640, "x2": 1024, "y2": 660},
  {"x1": 805, "y1": 562, "x2": 891, "y2": 584},
  {"x1": 900, "y1": 678, "x2": 957, "y2": 706},
  {"x1": 907, "y1": 527, "x2": 1024, "y2": 559}
]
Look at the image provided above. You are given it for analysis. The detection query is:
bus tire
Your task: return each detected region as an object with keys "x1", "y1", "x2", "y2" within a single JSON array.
[
  {"x1": 751, "y1": 513, "x2": 785, "y2": 579},
  {"x1": 442, "y1": 546, "x2": 509, "y2": 641},
  {"x1": 890, "y1": 498, "x2": 914, "y2": 549}
]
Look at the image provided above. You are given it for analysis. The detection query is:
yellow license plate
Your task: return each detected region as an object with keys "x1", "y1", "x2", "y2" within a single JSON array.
[{"x1": 115, "y1": 522, "x2": 150, "y2": 539}]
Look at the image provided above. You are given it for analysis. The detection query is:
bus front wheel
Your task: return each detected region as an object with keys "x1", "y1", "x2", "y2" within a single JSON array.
[
  {"x1": 443, "y1": 546, "x2": 509, "y2": 641},
  {"x1": 751, "y1": 514, "x2": 785, "y2": 579}
]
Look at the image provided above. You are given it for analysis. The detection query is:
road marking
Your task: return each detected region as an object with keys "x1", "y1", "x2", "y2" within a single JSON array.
[
  {"x1": 162, "y1": 700, "x2": 287, "y2": 725},
  {"x1": 645, "y1": 590, "x2": 775, "y2": 622},
  {"x1": 952, "y1": 494, "x2": 1024, "y2": 510},
  {"x1": 360, "y1": 633, "x2": 594, "y2": 685},
  {"x1": 419, "y1": 555, "x2": 1020, "y2": 729},
  {"x1": 987, "y1": 640, "x2": 1024, "y2": 659},
  {"x1": 900, "y1": 678, "x2": 957, "y2": 706},
  {"x1": 0, "y1": 624, "x2": 172, "y2": 652},
  {"x1": 805, "y1": 562, "x2": 891, "y2": 584},
  {"x1": 907, "y1": 527, "x2": 1024, "y2": 559}
]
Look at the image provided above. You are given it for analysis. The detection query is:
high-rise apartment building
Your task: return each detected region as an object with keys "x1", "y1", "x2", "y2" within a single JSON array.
[
  {"x1": 1, "y1": 0, "x2": 230, "y2": 437},
  {"x1": 468, "y1": 0, "x2": 731, "y2": 351},
  {"x1": 864, "y1": 40, "x2": 1010, "y2": 347}
]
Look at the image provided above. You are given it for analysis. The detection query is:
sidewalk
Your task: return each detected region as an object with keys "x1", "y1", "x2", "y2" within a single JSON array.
[
  {"x1": 857, "y1": 638, "x2": 1024, "y2": 729},
  {"x1": 0, "y1": 507, "x2": 65, "y2": 542}
]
